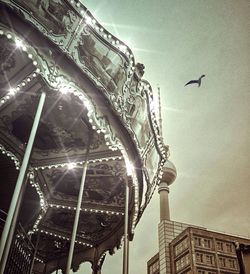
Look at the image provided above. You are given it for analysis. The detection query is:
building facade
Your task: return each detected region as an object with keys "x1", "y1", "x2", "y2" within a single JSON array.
[
  {"x1": 148, "y1": 253, "x2": 160, "y2": 274},
  {"x1": 148, "y1": 222, "x2": 250, "y2": 274},
  {"x1": 158, "y1": 220, "x2": 193, "y2": 274}
]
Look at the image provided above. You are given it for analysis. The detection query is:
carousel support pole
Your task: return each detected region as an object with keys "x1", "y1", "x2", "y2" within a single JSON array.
[
  {"x1": 122, "y1": 176, "x2": 130, "y2": 274},
  {"x1": 65, "y1": 139, "x2": 90, "y2": 274},
  {"x1": 0, "y1": 91, "x2": 46, "y2": 272},
  {"x1": 65, "y1": 161, "x2": 88, "y2": 274},
  {"x1": 29, "y1": 232, "x2": 41, "y2": 274},
  {"x1": 0, "y1": 179, "x2": 27, "y2": 274}
]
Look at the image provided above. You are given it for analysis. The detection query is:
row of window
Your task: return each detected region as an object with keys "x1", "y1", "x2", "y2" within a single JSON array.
[
  {"x1": 218, "y1": 256, "x2": 237, "y2": 269},
  {"x1": 195, "y1": 252, "x2": 238, "y2": 269},
  {"x1": 217, "y1": 241, "x2": 233, "y2": 253},
  {"x1": 148, "y1": 261, "x2": 159, "y2": 274},
  {"x1": 194, "y1": 237, "x2": 212, "y2": 249},
  {"x1": 175, "y1": 253, "x2": 190, "y2": 271},
  {"x1": 194, "y1": 236, "x2": 234, "y2": 253},
  {"x1": 174, "y1": 237, "x2": 189, "y2": 256},
  {"x1": 196, "y1": 252, "x2": 215, "y2": 265}
]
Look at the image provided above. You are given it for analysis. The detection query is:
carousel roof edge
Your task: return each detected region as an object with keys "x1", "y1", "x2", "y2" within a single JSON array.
[{"x1": 0, "y1": 0, "x2": 167, "y2": 158}]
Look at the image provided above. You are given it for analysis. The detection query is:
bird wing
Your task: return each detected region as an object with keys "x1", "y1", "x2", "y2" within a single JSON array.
[{"x1": 184, "y1": 80, "x2": 198, "y2": 86}]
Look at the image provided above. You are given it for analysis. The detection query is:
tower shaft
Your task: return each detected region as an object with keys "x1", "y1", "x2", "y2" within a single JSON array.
[{"x1": 158, "y1": 182, "x2": 170, "y2": 221}]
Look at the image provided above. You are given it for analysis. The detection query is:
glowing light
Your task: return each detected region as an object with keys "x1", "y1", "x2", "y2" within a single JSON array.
[
  {"x1": 15, "y1": 39, "x2": 23, "y2": 48},
  {"x1": 22, "y1": 45, "x2": 27, "y2": 51},
  {"x1": 9, "y1": 88, "x2": 16, "y2": 95},
  {"x1": 67, "y1": 163, "x2": 76, "y2": 169},
  {"x1": 59, "y1": 86, "x2": 68, "y2": 94},
  {"x1": 83, "y1": 99, "x2": 92, "y2": 111},
  {"x1": 85, "y1": 16, "x2": 92, "y2": 25},
  {"x1": 125, "y1": 158, "x2": 134, "y2": 176}
]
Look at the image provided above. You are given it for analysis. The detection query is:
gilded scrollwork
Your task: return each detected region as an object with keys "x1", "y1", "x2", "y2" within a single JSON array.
[
  {"x1": 10, "y1": 0, "x2": 78, "y2": 36},
  {"x1": 75, "y1": 28, "x2": 127, "y2": 94},
  {"x1": 43, "y1": 160, "x2": 125, "y2": 207}
]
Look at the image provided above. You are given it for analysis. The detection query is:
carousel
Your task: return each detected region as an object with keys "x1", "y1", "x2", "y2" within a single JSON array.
[{"x1": 0, "y1": 1, "x2": 168, "y2": 273}]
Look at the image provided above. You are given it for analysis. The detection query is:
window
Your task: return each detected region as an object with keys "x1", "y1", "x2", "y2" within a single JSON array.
[
  {"x1": 175, "y1": 254, "x2": 190, "y2": 271},
  {"x1": 149, "y1": 261, "x2": 159, "y2": 274},
  {"x1": 196, "y1": 252, "x2": 215, "y2": 266},
  {"x1": 226, "y1": 243, "x2": 233, "y2": 253},
  {"x1": 217, "y1": 241, "x2": 223, "y2": 251},
  {"x1": 196, "y1": 252, "x2": 203, "y2": 263},
  {"x1": 174, "y1": 237, "x2": 189, "y2": 256},
  {"x1": 228, "y1": 258, "x2": 236, "y2": 269},
  {"x1": 194, "y1": 236, "x2": 212, "y2": 249},
  {"x1": 219, "y1": 257, "x2": 226, "y2": 267},
  {"x1": 194, "y1": 237, "x2": 202, "y2": 247},
  {"x1": 205, "y1": 254, "x2": 214, "y2": 265},
  {"x1": 152, "y1": 261, "x2": 159, "y2": 273},
  {"x1": 204, "y1": 238, "x2": 211, "y2": 249}
]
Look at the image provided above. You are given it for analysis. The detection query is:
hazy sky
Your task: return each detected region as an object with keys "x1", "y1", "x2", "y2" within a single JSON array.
[{"x1": 67, "y1": 1, "x2": 250, "y2": 273}]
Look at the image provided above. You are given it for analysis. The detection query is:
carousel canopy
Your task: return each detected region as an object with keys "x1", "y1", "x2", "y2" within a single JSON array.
[{"x1": 0, "y1": 0, "x2": 167, "y2": 272}]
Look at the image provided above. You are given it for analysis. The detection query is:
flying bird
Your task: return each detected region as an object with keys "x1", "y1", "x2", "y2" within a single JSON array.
[{"x1": 185, "y1": 74, "x2": 205, "y2": 87}]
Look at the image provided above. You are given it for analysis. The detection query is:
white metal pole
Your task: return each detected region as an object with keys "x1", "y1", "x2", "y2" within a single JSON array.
[
  {"x1": 0, "y1": 91, "x2": 46, "y2": 271},
  {"x1": 65, "y1": 159, "x2": 89, "y2": 274},
  {"x1": 29, "y1": 232, "x2": 41, "y2": 274},
  {"x1": 122, "y1": 176, "x2": 130, "y2": 274}
]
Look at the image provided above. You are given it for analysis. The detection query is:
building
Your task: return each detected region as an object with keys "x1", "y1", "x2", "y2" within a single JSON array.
[
  {"x1": 148, "y1": 253, "x2": 160, "y2": 274},
  {"x1": 148, "y1": 158, "x2": 250, "y2": 274},
  {"x1": 157, "y1": 220, "x2": 201, "y2": 274},
  {"x1": 148, "y1": 222, "x2": 250, "y2": 274}
]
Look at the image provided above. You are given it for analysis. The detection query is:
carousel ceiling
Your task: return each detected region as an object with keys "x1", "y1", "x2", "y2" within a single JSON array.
[{"x1": 0, "y1": 0, "x2": 167, "y2": 272}]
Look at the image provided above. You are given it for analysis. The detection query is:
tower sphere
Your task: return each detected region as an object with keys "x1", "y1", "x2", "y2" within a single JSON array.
[{"x1": 161, "y1": 159, "x2": 177, "y2": 186}]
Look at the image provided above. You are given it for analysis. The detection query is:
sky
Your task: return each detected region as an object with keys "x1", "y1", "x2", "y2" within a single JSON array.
[{"x1": 66, "y1": 1, "x2": 250, "y2": 273}]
